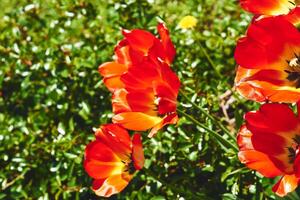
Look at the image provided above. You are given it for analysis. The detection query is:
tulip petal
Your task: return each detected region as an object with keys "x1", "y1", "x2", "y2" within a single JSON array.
[
  {"x1": 243, "y1": 104, "x2": 300, "y2": 173},
  {"x1": 84, "y1": 140, "x2": 124, "y2": 179},
  {"x1": 238, "y1": 150, "x2": 283, "y2": 177},
  {"x1": 98, "y1": 62, "x2": 127, "y2": 77},
  {"x1": 103, "y1": 76, "x2": 125, "y2": 91},
  {"x1": 237, "y1": 124, "x2": 254, "y2": 150},
  {"x1": 240, "y1": 0, "x2": 296, "y2": 15},
  {"x1": 94, "y1": 124, "x2": 132, "y2": 161},
  {"x1": 126, "y1": 90, "x2": 157, "y2": 115},
  {"x1": 294, "y1": 151, "x2": 300, "y2": 177},
  {"x1": 122, "y1": 29, "x2": 155, "y2": 54},
  {"x1": 235, "y1": 66, "x2": 300, "y2": 103},
  {"x1": 245, "y1": 69, "x2": 286, "y2": 85},
  {"x1": 154, "y1": 84, "x2": 177, "y2": 114},
  {"x1": 157, "y1": 23, "x2": 176, "y2": 64},
  {"x1": 160, "y1": 63, "x2": 180, "y2": 92},
  {"x1": 245, "y1": 103, "x2": 298, "y2": 133},
  {"x1": 113, "y1": 112, "x2": 162, "y2": 131},
  {"x1": 98, "y1": 62, "x2": 127, "y2": 91},
  {"x1": 115, "y1": 41, "x2": 132, "y2": 66},
  {"x1": 132, "y1": 134, "x2": 145, "y2": 170},
  {"x1": 148, "y1": 113, "x2": 178, "y2": 137},
  {"x1": 121, "y1": 60, "x2": 160, "y2": 91},
  {"x1": 115, "y1": 41, "x2": 145, "y2": 66},
  {"x1": 283, "y1": 6, "x2": 300, "y2": 26},
  {"x1": 234, "y1": 17, "x2": 300, "y2": 70},
  {"x1": 112, "y1": 89, "x2": 131, "y2": 114},
  {"x1": 272, "y1": 174, "x2": 299, "y2": 197},
  {"x1": 92, "y1": 173, "x2": 132, "y2": 197},
  {"x1": 237, "y1": 125, "x2": 283, "y2": 177}
]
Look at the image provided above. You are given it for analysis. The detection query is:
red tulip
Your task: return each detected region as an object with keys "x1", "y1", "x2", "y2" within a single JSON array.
[
  {"x1": 99, "y1": 23, "x2": 176, "y2": 92},
  {"x1": 237, "y1": 103, "x2": 300, "y2": 197},
  {"x1": 234, "y1": 17, "x2": 300, "y2": 102},
  {"x1": 84, "y1": 124, "x2": 144, "y2": 197},
  {"x1": 239, "y1": 0, "x2": 297, "y2": 16},
  {"x1": 99, "y1": 23, "x2": 180, "y2": 137}
]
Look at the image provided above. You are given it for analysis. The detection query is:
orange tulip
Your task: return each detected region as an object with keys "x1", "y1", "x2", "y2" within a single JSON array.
[
  {"x1": 237, "y1": 103, "x2": 300, "y2": 197},
  {"x1": 234, "y1": 17, "x2": 300, "y2": 102},
  {"x1": 99, "y1": 23, "x2": 180, "y2": 137},
  {"x1": 239, "y1": 0, "x2": 298, "y2": 16},
  {"x1": 99, "y1": 23, "x2": 176, "y2": 92},
  {"x1": 84, "y1": 124, "x2": 144, "y2": 197}
]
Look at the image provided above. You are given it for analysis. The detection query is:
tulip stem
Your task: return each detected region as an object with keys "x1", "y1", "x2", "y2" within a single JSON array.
[
  {"x1": 179, "y1": 90, "x2": 236, "y2": 141},
  {"x1": 177, "y1": 109, "x2": 238, "y2": 152},
  {"x1": 199, "y1": 43, "x2": 222, "y2": 78}
]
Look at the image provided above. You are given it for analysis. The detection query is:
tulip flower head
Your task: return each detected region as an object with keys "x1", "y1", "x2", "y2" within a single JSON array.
[
  {"x1": 234, "y1": 17, "x2": 300, "y2": 102},
  {"x1": 237, "y1": 103, "x2": 300, "y2": 197},
  {"x1": 84, "y1": 124, "x2": 144, "y2": 197},
  {"x1": 99, "y1": 23, "x2": 180, "y2": 137}
]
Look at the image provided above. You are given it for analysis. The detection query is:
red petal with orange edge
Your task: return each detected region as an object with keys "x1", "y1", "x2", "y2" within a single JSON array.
[
  {"x1": 92, "y1": 174, "x2": 132, "y2": 197},
  {"x1": 235, "y1": 66, "x2": 267, "y2": 101},
  {"x1": 272, "y1": 174, "x2": 299, "y2": 197},
  {"x1": 101, "y1": 124, "x2": 131, "y2": 144},
  {"x1": 99, "y1": 62, "x2": 127, "y2": 91},
  {"x1": 84, "y1": 140, "x2": 123, "y2": 179},
  {"x1": 235, "y1": 66, "x2": 300, "y2": 103},
  {"x1": 234, "y1": 17, "x2": 300, "y2": 69},
  {"x1": 113, "y1": 112, "x2": 162, "y2": 131},
  {"x1": 112, "y1": 89, "x2": 131, "y2": 114},
  {"x1": 237, "y1": 124, "x2": 254, "y2": 151},
  {"x1": 243, "y1": 103, "x2": 299, "y2": 173},
  {"x1": 247, "y1": 130, "x2": 293, "y2": 174},
  {"x1": 238, "y1": 150, "x2": 283, "y2": 177},
  {"x1": 115, "y1": 39, "x2": 147, "y2": 66},
  {"x1": 114, "y1": 39, "x2": 131, "y2": 65},
  {"x1": 240, "y1": 0, "x2": 295, "y2": 15},
  {"x1": 283, "y1": 6, "x2": 300, "y2": 26},
  {"x1": 237, "y1": 125, "x2": 283, "y2": 177},
  {"x1": 95, "y1": 124, "x2": 132, "y2": 161},
  {"x1": 157, "y1": 23, "x2": 176, "y2": 64},
  {"x1": 122, "y1": 29, "x2": 156, "y2": 54},
  {"x1": 132, "y1": 134, "x2": 145, "y2": 170},
  {"x1": 235, "y1": 81, "x2": 267, "y2": 102},
  {"x1": 126, "y1": 90, "x2": 157, "y2": 115},
  {"x1": 148, "y1": 113, "x2": 178, "y2": 137}
]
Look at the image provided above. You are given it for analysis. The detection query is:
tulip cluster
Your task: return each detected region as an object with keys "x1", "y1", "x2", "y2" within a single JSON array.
[
  {"x1": 83, "y1": 23, "x2": 180, "y2": 197},
  {"x1": 235, "y1": 0, "x2": 300, "y2": 197}
]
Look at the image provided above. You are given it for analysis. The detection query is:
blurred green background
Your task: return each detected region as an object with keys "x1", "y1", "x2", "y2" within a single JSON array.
[{"x1": 1, "y1": 0, "x2": 297, "y2": 199}]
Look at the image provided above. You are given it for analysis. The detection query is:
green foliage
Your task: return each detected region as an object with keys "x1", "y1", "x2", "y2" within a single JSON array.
[{"x1": 1, "y1": 0, "x2": 299, "y2": 199}]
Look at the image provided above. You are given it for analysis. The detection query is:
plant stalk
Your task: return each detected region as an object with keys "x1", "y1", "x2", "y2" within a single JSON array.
[{"x1": 177, "y1": 109, "x2": 238, "y2": 152}]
